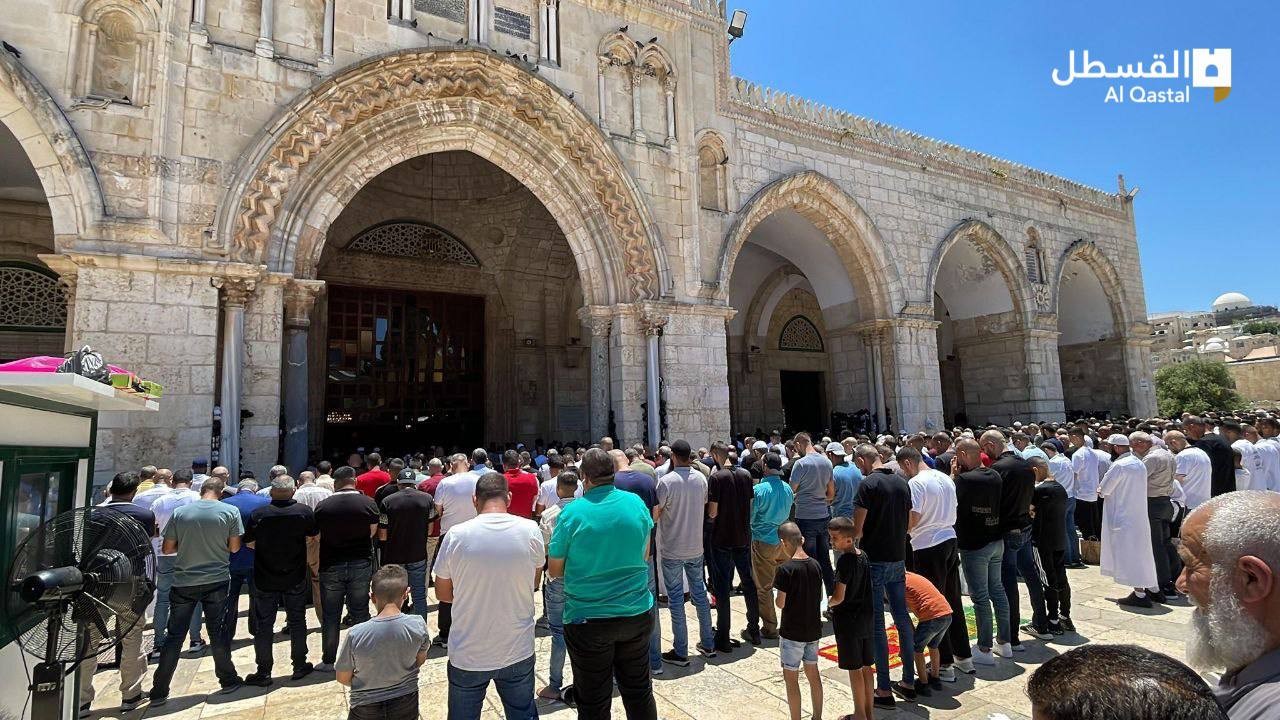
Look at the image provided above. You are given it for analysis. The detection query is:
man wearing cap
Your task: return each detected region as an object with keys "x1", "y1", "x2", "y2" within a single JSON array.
[
  {"x1": 1098, "y1": 432, "x2": 1159, "y2": 607},
  {"x1": 748, "y1": 440, "x2": 770, "y2": 479},
  {"x1": 1185, "y1": 416, "x2": 1235, "y2": 497},
  {"x1": 828, "y1": 441, "x2": 861, "y2": 525},
  {"x1": 380, "y1": 468, "x2": 438, "y2": 621},
  {"x1": 1135, "y1": 432, "x2": 1179, "y2": 600}
]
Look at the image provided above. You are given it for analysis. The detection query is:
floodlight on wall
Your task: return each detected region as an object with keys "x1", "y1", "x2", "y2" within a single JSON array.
[{"x1": 728, "y1": 10, "x2": 747, "y2": 42}]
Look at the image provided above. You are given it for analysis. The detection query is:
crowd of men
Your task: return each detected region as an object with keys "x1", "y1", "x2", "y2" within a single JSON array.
[{"x1": 79, "y1": 410, "x2": 1280, "y2": 719}]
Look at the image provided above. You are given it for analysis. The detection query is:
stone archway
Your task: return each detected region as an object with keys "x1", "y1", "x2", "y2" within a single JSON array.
[
  {"x1": 926, "y1": 219, "x2": 1035, "y2": 328},
  {"x1": 215, "y1": 48, "x2": 670, "y2": 304}
]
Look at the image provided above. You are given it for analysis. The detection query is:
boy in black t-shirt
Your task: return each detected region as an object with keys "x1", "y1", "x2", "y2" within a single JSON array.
[
  {"x1": 773, "y1": 521, "x2": 824, "y2": 720},
  {"x1": 827, "y1": 516, "x2": 874, "y2": 720},
  {"x1": 1028, "y1": 457, "x2": 1072, "y2": 638}
]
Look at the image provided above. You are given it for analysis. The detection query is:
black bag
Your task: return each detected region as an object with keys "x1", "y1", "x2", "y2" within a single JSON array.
[{"x1": 57, "y1": 345, "x2": 111, "y2": 384}]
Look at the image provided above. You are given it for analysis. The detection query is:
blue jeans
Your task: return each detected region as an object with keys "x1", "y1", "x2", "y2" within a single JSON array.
[
  {"x1": 869, "y1": 560, "x2": 914, "y2": 690},
  {"x1": 912, "y1": 616, "x2": 952, "y2": 653},
  {"x1": 545, "y1": 578, "x2": 567, "y2": 690},
  {"x1": 1002, "y1": 527, "x2": 1045, "y2": 643},
  {"x1": 223, "y1": 566, "x2": 256, "y2": 644},
  {"x1": 794, "y1": 517, "x2": 835, "y2": 594},
  {"x1": 647, "y1": 562, "x2": 661, "y2": 671},
  {"x1": 446, "y1": 654, "x2": 538, "y2": 720},
  {"x1": 1063, "y1": 498, "x2": 1080, "y2": 565},
  {"x1": 320, "y1": 559, "x2": 372, "y2": 664},
  {"x1": 660, "y1": 556, "x2": 714, "y2": 657},
  {"x1": 960, "y1": 539, "x2": 1010, "y2": 649},
  {"x1": 404, "y1": 559, "x2": 428, "y2": 620},
  {"x1": 153, "y1": 555, "x2": 202, "y2": 649}
]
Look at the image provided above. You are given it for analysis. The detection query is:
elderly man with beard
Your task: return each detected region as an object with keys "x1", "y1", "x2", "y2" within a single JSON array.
[{"x1": 1178, "y1": 490, "x2": 1280, "y2": 719}]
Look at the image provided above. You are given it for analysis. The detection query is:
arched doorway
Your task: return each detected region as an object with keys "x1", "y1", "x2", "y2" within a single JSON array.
[{"x1": 1054, "y1": 241, "x2": 1132, "y2": 419}]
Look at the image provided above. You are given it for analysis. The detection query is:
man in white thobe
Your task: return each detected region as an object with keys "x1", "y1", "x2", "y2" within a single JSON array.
[
  {"x1": 1098, "y1": 432, "x2": 1158, "y2": 608},
  {"x1": 1246, "y1": 422, "x2": 1280, "y2": 492}
]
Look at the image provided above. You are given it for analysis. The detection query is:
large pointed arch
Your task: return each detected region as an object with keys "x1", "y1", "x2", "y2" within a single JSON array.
[
  {"x1": 1050, "y1": 239, "x2": 1135, "y2": 333},
  {"x1": 926, "y1": 219, "x2": 1035, "y2": 327},
  {"x1": 0, "y1": 50, "x2": 105, "y2": 240},
  {"x1": 215, "y1": 48, "x2": 669, "y2": 303},
  {"x1": 716, "y1": 171, "x2": 899, "y2": 321}
]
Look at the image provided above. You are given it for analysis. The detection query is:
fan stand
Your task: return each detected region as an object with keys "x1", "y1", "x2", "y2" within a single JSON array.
[{"x1": 30, "y1": 603, "x2": 71, "y2": 720}]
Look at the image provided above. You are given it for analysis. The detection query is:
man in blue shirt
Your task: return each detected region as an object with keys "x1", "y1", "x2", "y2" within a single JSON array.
[
  {"x1": 750, "y1": 453, "x2": 794, "y2": 639},
  {"x1": 828, "y1": 442, "x2": 863, "y2": 522},
  {"x1": 223, "y1": 479, "x2": 269, "y2": 644}
]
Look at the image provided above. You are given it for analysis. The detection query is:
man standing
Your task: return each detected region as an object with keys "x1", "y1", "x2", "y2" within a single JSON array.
[
  {"x1": 707, "y1": 441, "x2": 761, "y2": 649},
  {"x1": 984, "y1": 429, "x2": 1043, "y2": 652},
  {"x1": 314, "y1": 460, "x2": 336, "y2": 492},
  {"x1": 1256, "y1": 418, "x2": 1280, "y2": 491},
  {"x1": 434, "y1": 472, "x2": 543, "y2": 720},
  {"x1": 1135, "y1": 432, "x2": 1179, "y2": 600},
  {"x1": 149, "y1": 478, "x2": 245, "y2": 705},
  {"x1": 293, "y1": 469, "x2": 332, "y2": 622},
  {"x1": 1042, "y1": 441, "x2": 1081, "y2": 568},
  {"x1": 1167, "y1": 430, "x2": 1213, "y2": 513},
  {"x1": 501, "y1": 449, "x2": 540, "y2": 519},
  {"x1": 789, "y1": 433, "x2": 837, "y2": 594},
  {"x1": 416, "y1": 457, "x2": 447, "y2": 570},
  {"x1": 1098, "y1": 433, "x2": 1159, "y2": 608},
  {"x1": 750, "y1": 452, "x2": 793, "y2": 641},
  {"x1": 851, "y1": 444, "x2": 916, "y2": 705},
  {"x1": 433, "y1": 453, "x2": 481, "y2": 646},
  {"x1": 1185, "y1": 416, "x2": 1235, "y2": 498},
  {"x1": 898, "y1": 446, "x2": 970, "y2": 679},
  {"x1": 356, "y1": 452, "x2": 391, "y2": 498},
  {"x1": 1223, "y1": 420, "x2": 1267, "y2": 491},
  {"x1": 78, "y1": 472, "x2": 154, "y2": 716},
  {"x1": 147, "y1": 468, "x2": 205, "y2": 659},
  {"x1": 951, "y1": 438, "x2": 1009, "y2": 666},
  {"x1": 829, "y1": 442, "x2": 861, "y2": 523},
  {"x1": 243, "y1": 475, "x2": 318, "y2": 685},
  {"x1": 654, "y1": 439, "x2": 716, "y2": 665},
  {"x1": 611, "y1": 449, "x2": 664, "y2": 675},
  {"x1": 222, "y1": 478, "x2": 269, "y2": 645},
  {"x1": 380, "y1": 468, "x2": 437, "y2": 621},
  {"x1": 1025, "y1": 457, "x2": 1071, "y2": 638},
  {"x1": 1069, "y1": 428, "x2": 1102, "y2": 550},
  {"x1": 314, "y1": 466, "x2": 380, "y2": 672},
  {"x1": 1179, "y1": 491, "x2": 1280, "y2": 719},
  {"x1": 1246, "y1": 423, "x2": 1280, "y2": 492},
  {"x1": 549, "y1": 448, "x2": 659, "y2": 719}
]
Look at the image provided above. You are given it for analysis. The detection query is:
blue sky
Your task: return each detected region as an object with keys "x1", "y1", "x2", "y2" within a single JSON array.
[{"x1": 726, "y1": 1, "x2": 1278, "y2": 314}]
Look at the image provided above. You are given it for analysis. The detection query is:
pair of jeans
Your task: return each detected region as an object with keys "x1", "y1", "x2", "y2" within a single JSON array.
[
  {"x1": 794, "y1": 517, "x2": 835, "y2": 594},
  {"x1": 1001, "y1": 527, "x2": 1045, "y2": 645},
  {"x1": 709, "y1": 544, "x2": 759, "y2": 646},
  {"x1": 750, "y1": 540, "x2": 787, "y2": 635},
  {"x1": 320, "y1": 559, "x2": 373, "y2": 664},
  {"x1": 348, "y1": 689, "x2": 418, "y2": 720},
  {"x1": 869, "y1": 560, "x2": 915, "y2": 690},
  {"x1": 251, "y1": 580, "x2": 309, "y2": 674},
  {"x1": 1063, "y1": 497, "x2": 1081, "y2": 565},
  {"x1": 446, "y1": 655, "x2": 538, "y2": 720},
  {"x1": 150, "y1": 581, "x2": 241, "y2": 698},
  {"x1": 959, "y1": 539, "x2": 1009, "y2": 649},
  {"x1": 152, "y1": 554, "x2": 202, "y2": 649},
  {"x1": 403, "y1": 559, "x2": 428, "y2": 620},
  {"x1": 1147, "y1": 497, "x2": 1176, "y2": 590},
  {"x1": 912, "y1": 616, "x2": 952, "y2": 653},
  {"x1": 660, "y1": 556, "x2": 714, "y2": 657},
  {"x1": 564, "y1": 611, "x2": 658, "y2": 720},
  {"x1": 223, "y1": 566, "x2": 256, "y2": 644},
  {"x1": 544, "y1": 577, "x2": 567, "y2": 690},
  {"x1": 911, "y1": 538, "x2": 970, "y2": 663},
  {"x1": 646, "y1": 561, "x2": 661, "y2": 671}
]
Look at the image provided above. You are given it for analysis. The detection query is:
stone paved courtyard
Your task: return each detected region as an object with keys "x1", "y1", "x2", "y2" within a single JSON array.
[{"x1": 83, "y1": 564, "x2": 1195, "y2": 720}]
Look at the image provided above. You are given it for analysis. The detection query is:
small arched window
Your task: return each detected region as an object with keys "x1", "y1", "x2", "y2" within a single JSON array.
[
  {"x1": 697, "y1": 133, "x2": 728, "y2": 211},
  {"x1": 72, "y1": 0, "x2": 157, "y2": 106},
  {"x1": 1025, "y1": 229, "x2": 1046, "y2": 284},
  {"x1": 778, "y1": 315, "x2": 824, "y2": 352}
]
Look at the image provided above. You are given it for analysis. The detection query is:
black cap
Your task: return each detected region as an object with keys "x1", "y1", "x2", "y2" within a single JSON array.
[{"x1": 397, "y1": 468, "x2": 418, "y2": 484}]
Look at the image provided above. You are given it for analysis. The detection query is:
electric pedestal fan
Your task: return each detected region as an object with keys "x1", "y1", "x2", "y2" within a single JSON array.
[{"x1": 4, "y1": 507, "x2": 154, "y2": 720}]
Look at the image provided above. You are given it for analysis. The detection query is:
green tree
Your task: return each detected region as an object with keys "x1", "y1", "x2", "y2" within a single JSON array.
[
  {"x1": 1242, "y1": 320, "x2": 1280, "y2": 336},
  {"x1": 1154, "y1": 360, "x2": 1245, "y2": 417}
]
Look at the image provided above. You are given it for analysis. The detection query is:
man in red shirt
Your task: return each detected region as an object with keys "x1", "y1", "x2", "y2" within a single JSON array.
[
  {"x1": 502, "y1": 449, "x2": 540, "y2": 518},
  {"x1": 355, "y1": 452, "x2": 391, "y2": 497}
]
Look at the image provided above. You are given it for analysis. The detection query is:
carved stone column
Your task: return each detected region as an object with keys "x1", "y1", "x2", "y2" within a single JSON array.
[
  {"x1": 581, "y1": 310, "x2": 613, "y2": 443},
  {"x1": 596, "y1": 56, "x2": 609, "y2": 128},
  {"x1": 320, "y1": 0, "x2": 334, "y2": 62},
  {"x1": 57, "y1": 273, "x2": 78, "y2": 353},
  {"x1": 663, "y1": 75, "x2": 677, "y2": 147},
  {"x1": 630, "y1": 65, "x2": 647, "y2": 143},
  {"x1": 283, "y1": 280, "x2": 324, "y2": 472},
  {"x1": 255, "y1": 0, "x2": 274, "y2": 57},
  {"x1": 215, "y1": 277, "x2": 256, "y2": 480},
  {"x1": 191, "y1": 0, "x2": 210, "y2": 40},
  {"x1": 640, "y1": 310, "x2": 667, "y2": 446}
]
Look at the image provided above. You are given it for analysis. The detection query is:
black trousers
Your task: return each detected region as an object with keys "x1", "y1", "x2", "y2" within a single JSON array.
[
  {"x1": 1074, "y1": 499, "x2": 1101, "y2": 541},
  {"x1": 435, "y1": 531, "x2": 451, "y2": 639},
  {"x1": 251, "y1": 580, "x2": 309, "y2": 673},
  {"x1": 1147, "y1": 497, "x2": 1176, "y2": 590},
  {"x1": 564, "y1": 610, "x2": 658, "y2": 720},
  {"x1": 348, "y1": 690, "x2": 418, "y2": 720},
  {"x1": 912, "y1": 538, "x2": 970, "y2": 663},
  {"x1": 1033, "y1": 546, "x2": 1071, "y2": 622},
  {"x1": 710, "y1": 544, "x2": 759, "y2": 647}
]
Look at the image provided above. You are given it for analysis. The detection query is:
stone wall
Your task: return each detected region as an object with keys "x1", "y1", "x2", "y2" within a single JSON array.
[
  {"x1": 1228, "y1": 357, "x2": 1280, "y2": 403},
  {"x1": 1059, "y1": 338, "x2": 1130, "y2": 416}
]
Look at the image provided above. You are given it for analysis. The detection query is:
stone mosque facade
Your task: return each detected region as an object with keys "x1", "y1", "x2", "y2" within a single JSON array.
[{"x1": 0, "y1": 0, "x2": 1155, "y2": 484}]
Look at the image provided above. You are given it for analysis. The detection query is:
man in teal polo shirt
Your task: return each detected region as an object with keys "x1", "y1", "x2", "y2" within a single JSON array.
[
  {"x1": 750, "y1": 452, "x2": 795, "y2": 639},
  {"x1": 548, "y1": 447, "x2": 657, "y2": 720}
]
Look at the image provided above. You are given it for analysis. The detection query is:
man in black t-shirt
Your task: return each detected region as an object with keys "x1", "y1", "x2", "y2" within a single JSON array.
[
  {"x1": 850, "y1": 443, "x2": 917, "y2": 702},
  {"x1": 313, "y1": 466, "x2": 379, "y2": 671},
  {"x1": 1027, "y1": 457, "x2": 1072, "y2": 639},
  {"x1": 773, "y1": 522, "x2": 824, "y2": 720},
  {"x1": 707, "y1": 441, "x2": 760, "y2": 649},
  {"x1": 380, "y1": 469, "x2": 438, "y2": 622},
  {"x1": 952, "y1": 438, "x2": 1010, "y2": 666},
  {"x1": 982, "y1": 429, "x2": 1043, "y2": 652},
  {"x1": 827, "y1": 517, "x2": 875, "y2": 718},
  {"x1": 244, "y1": 476, "x2": 318, "y2": 684},
  {"x1": 1185, "y1": 416, "x2": 1234, "y2": 498}
]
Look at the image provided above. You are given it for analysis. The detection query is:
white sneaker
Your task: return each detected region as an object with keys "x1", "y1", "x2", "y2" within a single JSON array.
[
  {"x1": 313, "y1": 662, "x2": 335, "y2": 673},
  {"x1": 954, "y1": 657, "x2": 976, "y2": 674},
  {"x1": 995, "y1": 643, "x2": 1013, "y2": 658},
  {"x1": 937, "y1": 666, "x2": 957, "y2": 682},
  {"x1": 971, "y1": 647, "x2": 996, "y2": 666}
]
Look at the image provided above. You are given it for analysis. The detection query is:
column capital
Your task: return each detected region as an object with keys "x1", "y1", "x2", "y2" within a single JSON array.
[
  {"x1": 213, "y1": 277, "x2": 257, "y2": 307},
  {"x1": 576, "y1": 305, "x2": 614, "y2": 337},
  {"x1": 284, "y1": 279, "x2": 326, "y2": 328}
]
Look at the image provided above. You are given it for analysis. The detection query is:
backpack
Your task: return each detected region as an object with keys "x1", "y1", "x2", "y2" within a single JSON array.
[{"x1": 57, "y1": 345, "x2": 111, "y2": 384}]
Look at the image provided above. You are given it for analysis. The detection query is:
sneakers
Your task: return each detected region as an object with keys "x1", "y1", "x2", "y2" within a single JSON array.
[
  {"x1": 651, "y1": 665, "x2": 664, "y2": 676},
  {"x1": 1060, "y1": 617, "x2": 1076, "y2": 633},
  {"x1": 1021, "y1": 622, "x2": 1054, "y2": 640},
  {"x1": 1013, "y1": 643, "x2": 1027, "y2": 653},
  {"x1": 243, "y1": 672, "x2": 273, "y2": 688},
  {"x1": 695, "y1": 642, "x2": 718, "y2": 658},
  {"x1": 148, "y1": 695, "x2": 168, "y2": 708},
  {"x1": 1048, "y1": 620, "x2": 1064, "y2": 636},
  {"x1": 740, "y1": 628, "x2": 762, "y2": 646},
  {"x1": 1148, "y1": 590, "x2": 1168, "y2": 604},
  {"x1": 937, "y1": 665, "x2": 957, "y2": 682},
  {"x1": 291, "y1": 663, "x2": 314, "y2": 680},
  {"x1": 146, "y1": 648, "x2": 163, "y2": 662},
  {"x1": 431, "y1": 634, "x2": 448, "y2": 648},
  {"x1": 1118, "y1": 591, "x2": 1153, "y2": 608},
  {"x1": 994, "y1": 642, "x2": 1013, "y2": 658},
  {"x1": 928, "y1": 677, "x2": 943, "y2": 692},
  {"x1": 120, "y1": 693, "x2": 149, "y2": 712},
  {"x1": 972, "y1": 647, "x2": 997, "y2": 666},
  {"x1": 216, "y1": 680, "x2": 243, "y2": 695},
  {"x1": 954, "y1": 657, "x2": 976, "y2": 674},
  {"x1": 313, "y1": 662, "x2": 336, "y2": 673},
  {"x1": 661, "y1": 650, "x2": 690, "y2": 667},
  {"x1": 185, "y1": 638, "x2": 208, "y2": 655}
]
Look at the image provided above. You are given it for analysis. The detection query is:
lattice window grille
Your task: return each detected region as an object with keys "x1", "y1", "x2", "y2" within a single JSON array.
[
  {"x1": 0, "y1": 265, "x2": 67, "y2": 330},
  {"x1": 348, "y1": 222, "x2": 479, "y2": 267},
  {"x1": 1025, "y1": 246, "x2": 1044, "y2": 284},
  {"x1": 779, "y1": 315, "x2": 824, "y2": 352}
]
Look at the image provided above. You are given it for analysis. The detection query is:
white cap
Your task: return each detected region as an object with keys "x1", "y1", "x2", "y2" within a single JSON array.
[
  {"x1": 1106, "y1": 433, "x2": 1130, "y2": 446},
  {"x1": 825, "y1": 442, "x2": 846, "y2": 456},
  {"x1": 752, "y1": 440, "x2": 768, "y2": 450}
]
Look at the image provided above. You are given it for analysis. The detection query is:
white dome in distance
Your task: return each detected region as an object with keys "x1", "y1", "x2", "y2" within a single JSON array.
[
  {"x1": 1201, "y1": 337, "x2": 1228, "y2": 353},
  {"x1": 1212, "y1": 292, "x2": 1252, "y2": 311}
]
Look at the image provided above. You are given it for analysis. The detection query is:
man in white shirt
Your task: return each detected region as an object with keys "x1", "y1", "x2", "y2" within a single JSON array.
[
  {"x1": 1247, "y1": 422, "x2": 1280, "y2": 492},
  {"x1": 1068, "y1": 428, "x2": 1101, "y2": 553},
  {"x1": 293, "y1": 469, "x2": 332, "y2": 623},
  {"x1": 434, "y1": 471, "x2": 543, "y2": 719},
  {"x1": 1042, "y1": 442, "x2": 1080, "y2": 567},
  {"x1": 148, "y1": 468, "x2": 205, "y2": 658},
  {"x1": 1223, "y1": 420, "x2": 1267, "y2": 491},
  {"x1": 1167, "y1": 431, "x2": 1212, "y2": 511},
  {"x1": 314, "y1": 460, "x2": 335, "y2": 492},
  {"x1": 432, "y1": 452, "x2": 481, "y2": 646}
]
